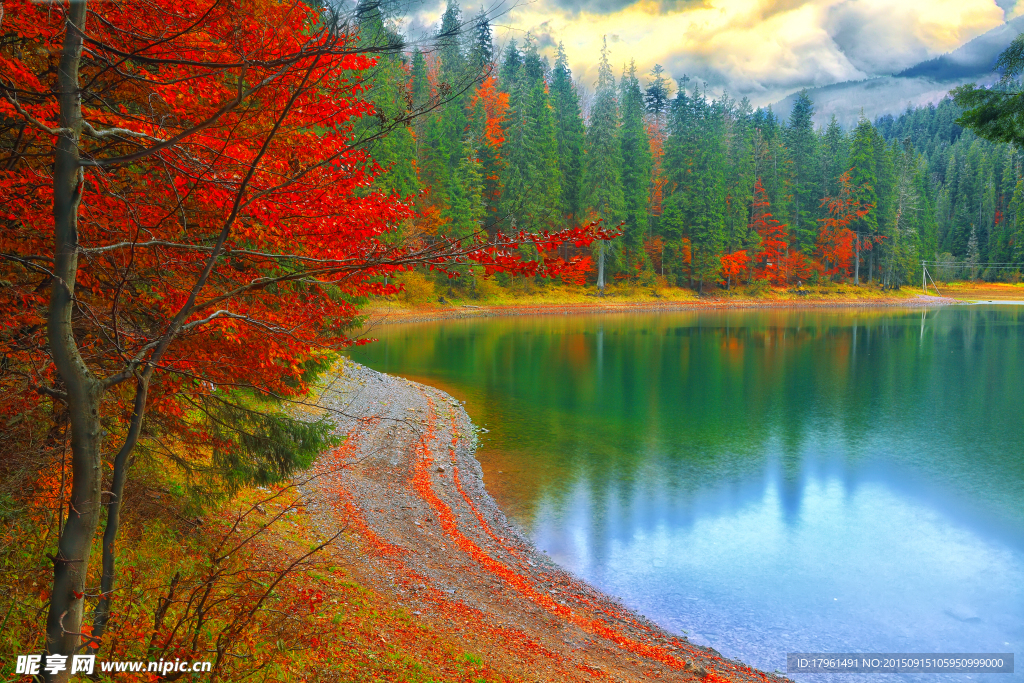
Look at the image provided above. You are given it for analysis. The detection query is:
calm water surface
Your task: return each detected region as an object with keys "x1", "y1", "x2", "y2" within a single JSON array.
[{"x1": 348, "y1": 307, "x2": 1024, "y2": 680}]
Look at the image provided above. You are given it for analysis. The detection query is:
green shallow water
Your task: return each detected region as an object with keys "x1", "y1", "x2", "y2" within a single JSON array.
[{"x1": 348, "y1": 306, "x2": 1024, "y2": 680}]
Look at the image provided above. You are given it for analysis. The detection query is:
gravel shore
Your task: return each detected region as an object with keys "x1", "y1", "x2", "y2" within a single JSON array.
[{"x1": 300, "y1": 358, "x2": 787, "y2": 683}]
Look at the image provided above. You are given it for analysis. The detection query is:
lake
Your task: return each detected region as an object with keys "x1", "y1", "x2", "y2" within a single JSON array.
[{"x1": 348, "y1": 306, "x2": 1024, "y2": 680}]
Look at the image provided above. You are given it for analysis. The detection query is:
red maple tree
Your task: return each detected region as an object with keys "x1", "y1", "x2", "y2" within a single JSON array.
[
  {"x1": 0, "y1": 0, "x2": 607, "y2": 671},
  {"x1": 719, "y1": 250, "x2": 750, "y2": 287}
]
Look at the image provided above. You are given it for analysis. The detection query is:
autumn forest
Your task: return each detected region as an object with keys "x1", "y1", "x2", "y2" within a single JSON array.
[
  {"x1": 359, "y1": 1, "x2": 1024, "y2": 294},
  {"x1": 3, "y1": 0, "x2": 1023, "y2": 681}
]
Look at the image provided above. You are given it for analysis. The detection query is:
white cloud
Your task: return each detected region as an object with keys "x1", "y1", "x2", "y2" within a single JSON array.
[{"x1": 484, "y1": 0, "x2": 1009, "y2": 105}]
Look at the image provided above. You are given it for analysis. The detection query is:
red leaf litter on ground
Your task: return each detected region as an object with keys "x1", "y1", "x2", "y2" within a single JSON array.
[{"x1": 298, "y1": 360, "x2": 788, "y2": 683}]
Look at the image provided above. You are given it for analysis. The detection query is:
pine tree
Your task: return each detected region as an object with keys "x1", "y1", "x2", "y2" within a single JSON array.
[
  {"x1": 644, "y1": 64, "x2": 672, "y2": 120},
  {"x1": 496, "y1": 38, "x2": 560, "y2": 232},
  {"x1": 818, "y1": 116, "x2": 847, "y2": 211},
  {"x1": 880, "y1": 139, "x2": 922, "y2": 288},
  {"x1": 411, "y1": 49, "x2": 429, "y2": 112},
  {"x1": 582, "y1": 37, "x2": 625, "y2": 289},
  {"x1": 752, "y1": 106, "x2": 790, "y2": 220},
  {"x1": 468, "y1": 9, "x2": 494, "y2": 72},
  {"x1": 620, "y1": 60, "x2": 653, "y2": 263},
  {"x1": 785, "y1": 91, "x2": 818, "y2": 252},
  {"x1": 355, "y1": 0, "x2": 418, "y2": 198},
  {"x1": 499, "y1": 40, "x2": 522, "y2": 93},
  {"x1": 437, "y1": 0, "x2": 466, "y2": 90},
  {"x1": 550, "y1": 43, "x2": 586, "y2": 225},
  {"x1": 849, "y1": 116, "x2": 879, "y2": 280},
  {"x1": 724, "y1": 97, "x2": 757, "y2": 257},
  {"x1": 662, "y1": 81, "x2": 726, "y2": 290}
]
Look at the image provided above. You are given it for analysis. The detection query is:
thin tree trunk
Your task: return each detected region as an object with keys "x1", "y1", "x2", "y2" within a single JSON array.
[
  {"x1": 597, "y1": 241, "x2": 605, "y2": 292},
  {"x1": 855, "y1": 236, "x2": 860, "y2": 285},
  {"x1": 46, "y1": 4, "x2": 101, "y2": 681},
  {"x1": 91, "y1": 378, "x2": 150, "y2": 648}
]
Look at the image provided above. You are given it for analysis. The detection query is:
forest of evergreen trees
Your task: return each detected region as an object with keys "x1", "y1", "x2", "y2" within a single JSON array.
[{"x1": 358, "y1": 0, "x2": 1024, "y2": 292}]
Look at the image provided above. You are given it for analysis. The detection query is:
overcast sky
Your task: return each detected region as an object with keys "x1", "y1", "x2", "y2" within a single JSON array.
[{"x1": 406, "y1": 0, "x2": 1023, "y2": 106}]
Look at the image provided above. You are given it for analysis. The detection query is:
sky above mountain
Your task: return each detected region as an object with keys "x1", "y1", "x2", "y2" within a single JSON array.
[{"x1": 409, "y1": 0, "x2": 1023, "y2": 107}]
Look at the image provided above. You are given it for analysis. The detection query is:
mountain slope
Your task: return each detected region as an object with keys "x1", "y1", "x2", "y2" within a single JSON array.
[{"x1": 774, "y1": 14, "x2": 1024, "y2": 128}]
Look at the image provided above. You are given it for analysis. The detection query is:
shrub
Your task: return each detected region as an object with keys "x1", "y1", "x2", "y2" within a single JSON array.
[
  {"x1": 747, "y1": 278, "x2": 772, "y2": 298},
  {"x1": 396, "y1": 271, "x2": 437, "y2": 304}
]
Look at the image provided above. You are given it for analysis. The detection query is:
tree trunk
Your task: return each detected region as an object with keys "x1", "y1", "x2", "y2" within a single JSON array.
[
  {"x1": 91, "y1": 379, "x2": 149, "y2": 647},
  {"x1": 45, "y1": 4, "x2": 101, "y2": 681},
  {"x1": 597, "y1": 241, "x2": 605, "y2": 292},
  {"x1": 854, "y1": 236, "x2": 860, "y2": 285}
]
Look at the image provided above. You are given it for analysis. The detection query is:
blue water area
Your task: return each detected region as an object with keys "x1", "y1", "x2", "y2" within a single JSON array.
[{"x1": 348, "y1": 306, "x2": 1024, "y2": 681}]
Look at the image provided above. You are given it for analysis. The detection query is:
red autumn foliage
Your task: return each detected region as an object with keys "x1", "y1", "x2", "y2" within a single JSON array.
[
  {"x1": 816, "y1": 170, "x2": 873, "y2": 279},
  {"x1": 468, "y1": 75, "x2": 510, "y2": 150},
  {"x1": 782, "y1": 250, "x2": 814, "y2": 282},
  {"x1": 750, "y1": 178, "x2": 791, "y2": 285},
  {"x1": 719, "y1": 250, "x2": 751, "y2": 286},
  {"x1": 646, "y1": 120, "x2": 669, "y2": 218},
  {"x1": 644, "y1": 235, "x2": 666, "y2": 274},
  {"x1": 0, "y1": 0, "x2": 610, "y2": 665}
]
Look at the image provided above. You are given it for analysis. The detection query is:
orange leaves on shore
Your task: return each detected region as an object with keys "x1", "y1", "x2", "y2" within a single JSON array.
[{"x1": 403, "y1": 390, "x2": 773, "y2": 683}]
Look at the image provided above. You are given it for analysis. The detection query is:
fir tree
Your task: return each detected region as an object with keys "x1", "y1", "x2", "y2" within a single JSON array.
[
  {"x1": 496, "y1": 39, "x2": 560, "y2": 232},
  {"x1": 849, "y1": 116, "x2": 879, "y2": 279},
  {"x1": 644, "y1": 64, "x2": 673, "y2": 121},
  {"x1": 550, "y1": 43, "x2": 586, "y2": 225},
  {"x1": 583, "y1": 37, "x2": 625, "y2": 289},
  {"x1": 468, "y1": 9, "x2": 494, "y2": 72},
  {"x1": 354, "y1": 0, "x2": 418, "y2": 197},
  {"x1": 499, "y1": 40, "x2": 522, "y2": 93},
  {"x1": 818, "y1": 116, "x2": 847, "y2": 208},
  {"x1": 663, "y1": 81, "x2": 727, "y2": 290},
  {"x1": 724, "y1": 97, "x2": 757, "y2": 256},
  {"x1": 620, "y1": 60, "x2": 653, "y2": 262},
  {"x1": 785, "y1": 91, "x2": 818, "y2": 252}
]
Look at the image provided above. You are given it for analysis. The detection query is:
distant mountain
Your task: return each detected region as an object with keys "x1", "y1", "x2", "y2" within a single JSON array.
[{"x1": 774, "y1": 14, "x2": 1024, "y2": 128}]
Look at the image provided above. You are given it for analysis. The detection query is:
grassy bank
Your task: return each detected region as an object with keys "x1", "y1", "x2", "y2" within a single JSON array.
[
  {"x1": 380, "y1": 271, "x2": 924, "y2": 308},
  {"x1": 0, "y1": 436, "x2": 521, "y2": 683},
  {"x1": 357, "y1": 273, "x2": 952, "y2": 328}
]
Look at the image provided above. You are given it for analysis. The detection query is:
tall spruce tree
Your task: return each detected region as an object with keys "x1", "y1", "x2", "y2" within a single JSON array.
[
  {"x1": 355, "y1": 0, "x2": 418, "y2": 198},
  {"x1": 620, "y1": 60, "x2": 653, "y2": 263},
  {"x1": 468, "y1": 9, "x2": 494, "y2": 72},
  {"x1": 663, "y1": 81, "x2": 727, "y2": 290},
  {"x1": 786, "y1": 91, "x2": 818, "y2": 252},
  {"x1": 818, "y1": 116, "x2": 847, "y2": 210},
  {"x1": 550, "y1": 43, "x2": 586, "y2": 225},
  {"x1": 645, "y1": 64, "x2": 673, "y2": 120},
  {"x1": 724, "y1": 97, "x2": 757, "y2": 257},
  {"x1": 496, "y1": 37, "x2": 561, "y2": 232},
  {"x1": 752, "y1": 106, "x2": 790, "y2": 220},
  {"x1": 499, "y1": 40, "x2": 522, "y2": 93},
  {"x1": 849, "y1": 116, "x2": 879, "y2": 281},
  {"x1": 583, "y1": 37, "x2": 625, "y2": 289}
]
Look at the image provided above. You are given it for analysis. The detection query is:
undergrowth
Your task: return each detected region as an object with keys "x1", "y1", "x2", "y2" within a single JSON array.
[{"x1": 0, "y1": 454, "x2": 511, "y2": 682}]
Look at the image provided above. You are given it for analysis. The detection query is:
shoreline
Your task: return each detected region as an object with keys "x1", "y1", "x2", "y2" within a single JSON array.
[
  {"x1": 361, "y1": 293, "x2": 959, "y2": 327},
  {"x1": 301, "y1": 359, "x2": 787, "y2": 682}
]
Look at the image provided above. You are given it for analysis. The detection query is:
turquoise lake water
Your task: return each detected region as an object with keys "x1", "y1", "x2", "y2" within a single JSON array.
[{"x1": 348, "y1": 306, "x2": 1024, "y2": 680}]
